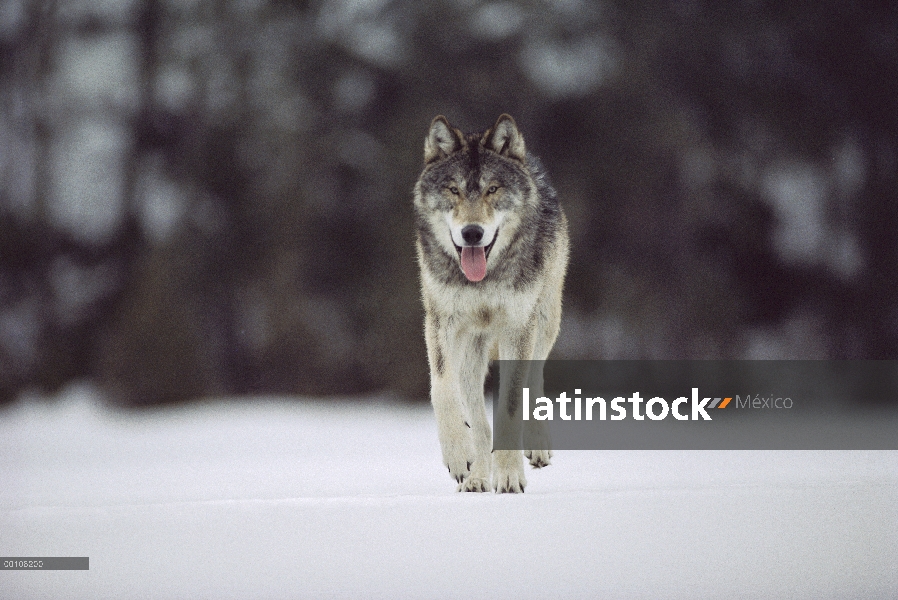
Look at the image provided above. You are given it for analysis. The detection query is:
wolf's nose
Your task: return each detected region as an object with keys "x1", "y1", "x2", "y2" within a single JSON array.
[{"x1": 461, "y1": 225, "x2": 484, "y2": 245}]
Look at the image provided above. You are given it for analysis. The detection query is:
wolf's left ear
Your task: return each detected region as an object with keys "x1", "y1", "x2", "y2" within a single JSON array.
[
  {"x1": 484, "y1": 114, "x2": 526, "y2": 162},
  {"x1": 424, "y1": 116, "x2": 463, "y2": 164}
]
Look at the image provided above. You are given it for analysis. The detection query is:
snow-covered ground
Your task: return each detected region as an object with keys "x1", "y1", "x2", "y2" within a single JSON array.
[{"x1": 2, "y1": 383, "x2": 897, "y2": 599}]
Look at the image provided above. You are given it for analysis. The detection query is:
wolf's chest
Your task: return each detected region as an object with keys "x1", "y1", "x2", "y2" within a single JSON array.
[{"x1": 432, "y1": 282, "x2": 540, "y2": 331}]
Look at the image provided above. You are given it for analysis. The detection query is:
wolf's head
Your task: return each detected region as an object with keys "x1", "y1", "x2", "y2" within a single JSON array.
[{"x1": 414, "y1": 114, "x2": 537, "y2": 283}]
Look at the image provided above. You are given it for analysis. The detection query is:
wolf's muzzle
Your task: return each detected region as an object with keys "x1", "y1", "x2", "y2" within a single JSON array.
[{"x1": 453, "y1": 227, "x2": 498, "y2": 282}]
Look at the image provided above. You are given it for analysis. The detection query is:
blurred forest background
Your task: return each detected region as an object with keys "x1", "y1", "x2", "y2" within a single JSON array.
[{"x1": 1, "y1": 0, "x2": 897, "y2": 406}]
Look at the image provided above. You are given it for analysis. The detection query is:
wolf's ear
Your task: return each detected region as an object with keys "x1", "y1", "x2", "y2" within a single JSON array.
[
  {"x1": 483, "y1": 114, "x2": 526, "y2": 162},
  {"x1": 424, "y1": 116, "x2": 463, "y2": 163}
]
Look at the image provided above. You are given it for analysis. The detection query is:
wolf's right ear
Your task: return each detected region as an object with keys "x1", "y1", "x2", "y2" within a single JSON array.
[
  {"x1": 484, "y1": 114, "x2": 526, "y2": 162},
  {"x1": 424, "y1": 116, "x2": 463, "y2": 164}
]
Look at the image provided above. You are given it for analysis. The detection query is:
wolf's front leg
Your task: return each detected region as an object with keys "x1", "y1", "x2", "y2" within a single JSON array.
[
  {"x1": 523, "y1": 360, "x2": 552, "y2": 469},
  {"x1": 458, "y1": 335, "x2": 492, "y2": 492},
  {"x1": 491, "y1": 331, "x2": 536, "y2": 493},
  {"x1": 431, "y1": 375, "x2": 474, "y2": 484},
  {"x1": 492, "y1": 371, "x2": 527, "y2": 492},
  {"x1": 426, "y1": 312, "x2": 474, "y2": 485},
  {"x1": 522, "y1": 300, "x2": 560, "y2": 470},
  {"x1": 450, "y1": 330, "x2": 492, "y2": 492},
  {"x1": 524, "y1": 433, "x2": 553, "y2": 468}
]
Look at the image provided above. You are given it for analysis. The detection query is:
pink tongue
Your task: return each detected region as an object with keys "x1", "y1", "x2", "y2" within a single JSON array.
[{"x1": 461, "y1": 246, "x2": 487, "y2": 282}]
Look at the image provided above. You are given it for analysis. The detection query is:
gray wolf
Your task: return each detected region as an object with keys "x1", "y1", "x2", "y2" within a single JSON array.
[{"x1": 414, "y1": 114, "x2": 569, "y2": 493}]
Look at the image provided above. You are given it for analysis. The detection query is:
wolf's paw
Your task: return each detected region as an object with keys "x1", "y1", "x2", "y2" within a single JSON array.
[
  {"x1": 525, "y1": 449, "x2": 552, "y2": 469},
  {"x1": 458, "y1": 476, "x2": 490, "y2": 492},
  {"x1": 493, "y1": 470, "x2": 526, "y2": 493},
  {"x1": 444, "y1": 452, "x2": 472, "y2": 484},
  {"x1": 492, "y1": 450, "x2": 526, "y2": 493}
]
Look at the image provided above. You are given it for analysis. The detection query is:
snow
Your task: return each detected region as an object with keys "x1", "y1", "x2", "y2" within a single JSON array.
[{"x1": 2, "y1": 384, "x2": 897, "y2": 599}]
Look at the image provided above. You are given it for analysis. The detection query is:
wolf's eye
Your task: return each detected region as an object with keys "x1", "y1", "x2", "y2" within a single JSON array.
[
  {"x1": 448, "y1": 186, "x2": 459, "y2": 195},
  {"x1": 487, "y1": 186, "x2": 498, "y2": 194}
]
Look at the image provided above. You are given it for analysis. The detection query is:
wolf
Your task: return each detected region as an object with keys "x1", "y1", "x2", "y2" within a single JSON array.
[{"x1": 414, "y1": 114, "x2": 569, "y2": 493}]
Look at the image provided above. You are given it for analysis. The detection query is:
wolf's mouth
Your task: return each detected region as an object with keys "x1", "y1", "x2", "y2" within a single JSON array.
[
  {"x1": 453, "y1": 228, "x2": 498, "y2": 282},
  {"x1": 453, "y1": 228, "x2": 498, "y2": 261}
]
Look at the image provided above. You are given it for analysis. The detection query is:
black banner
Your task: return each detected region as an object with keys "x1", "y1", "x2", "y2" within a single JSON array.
[
  {"x1": 1, "y1": 557, "x2": 89, "y2": 570},
  {"x1": 491, "y1": 361, "x2": 898, "y2": 450}
]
